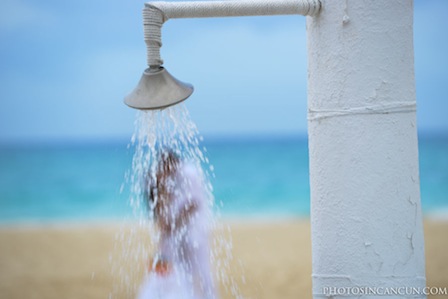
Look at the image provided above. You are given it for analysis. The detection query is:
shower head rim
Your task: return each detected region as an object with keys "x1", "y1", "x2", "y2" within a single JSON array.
[{"x1": 124, "y1": 67, "x2": 194, "y2": 110}]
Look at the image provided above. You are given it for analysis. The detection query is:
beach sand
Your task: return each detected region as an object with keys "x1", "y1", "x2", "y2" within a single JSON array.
[{"x1": 0, "y1": 219, "x2": 447, "y2": 299}]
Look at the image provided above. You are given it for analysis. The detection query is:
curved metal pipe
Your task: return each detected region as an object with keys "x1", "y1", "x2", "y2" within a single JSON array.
[
  {"x1": 144, "y1": 0, "x2": 321, "y2": 67},
  {"x1": 125, "y1": 0, "x2": 321, "y2": 110}
]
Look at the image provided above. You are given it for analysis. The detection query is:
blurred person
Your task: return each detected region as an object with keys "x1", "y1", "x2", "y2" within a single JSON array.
[{"x1": 136, "y1": 150, "x2": 217, "y2": 299}]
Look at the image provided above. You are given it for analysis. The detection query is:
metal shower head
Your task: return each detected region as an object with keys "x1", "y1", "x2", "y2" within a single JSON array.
[{"x1": 124, "y1": 67, "x2": 194, "y2": 110}]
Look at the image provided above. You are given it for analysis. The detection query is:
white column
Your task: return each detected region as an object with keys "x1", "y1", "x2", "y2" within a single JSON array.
[{"x1": 307, "y1": 1, "x2": 426, "y2": 298}]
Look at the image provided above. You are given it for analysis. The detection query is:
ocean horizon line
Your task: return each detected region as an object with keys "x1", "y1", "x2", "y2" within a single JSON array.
[
  {"x1": 0, "y1": 133, "x2": 309, "y2": 149},
  {"x1": 1, "y1": 131, "x2": 447, "y2": 149}
]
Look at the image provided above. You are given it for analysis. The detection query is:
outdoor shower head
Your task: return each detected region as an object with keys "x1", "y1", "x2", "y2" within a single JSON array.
[
  {"x1": 124, "y1": 67, "x2": 194, "y2": 110},
  {"x1": 124, "y1": 0, "x2": 321, "y2": 110}
]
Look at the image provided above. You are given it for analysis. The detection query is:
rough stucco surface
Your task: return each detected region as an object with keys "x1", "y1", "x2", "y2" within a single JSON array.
[{"x1": 306, "y1": 0, "x2": 426, "y2": 298}]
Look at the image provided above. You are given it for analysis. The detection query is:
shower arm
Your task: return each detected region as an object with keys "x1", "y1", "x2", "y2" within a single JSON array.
[{"x1": 143, "y1": 0, "x2": 321, "y2": 68}]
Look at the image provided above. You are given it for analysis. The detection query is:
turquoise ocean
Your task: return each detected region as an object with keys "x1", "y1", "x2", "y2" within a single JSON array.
[{"x1": 0, "y1": 135, "x2": 447, "y2": 224}]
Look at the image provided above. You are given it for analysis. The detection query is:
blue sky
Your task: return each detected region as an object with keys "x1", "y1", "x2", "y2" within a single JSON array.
[{"x1": 0, "y1": 0, "x2": 447, "y2": 143}]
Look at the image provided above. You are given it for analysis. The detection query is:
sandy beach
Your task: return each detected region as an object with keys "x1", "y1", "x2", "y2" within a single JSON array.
[{"x1": 0, "y1": 219, "x2": 447, "y2": 299}]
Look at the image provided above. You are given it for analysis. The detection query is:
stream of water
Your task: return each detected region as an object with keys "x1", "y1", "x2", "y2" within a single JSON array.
[{"x1": 111, "y1": 105, "x2": 241, "y2": 299}]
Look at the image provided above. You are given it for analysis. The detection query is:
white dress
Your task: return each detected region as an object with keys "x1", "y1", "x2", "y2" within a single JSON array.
[{"x1": 136, "y1": 162, "x2": 216, "y2": 299}]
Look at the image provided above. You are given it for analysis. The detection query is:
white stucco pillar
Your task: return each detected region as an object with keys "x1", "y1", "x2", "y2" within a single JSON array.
[{"x1": 307, "y1": 1, "x2": 426, "y2": 298}]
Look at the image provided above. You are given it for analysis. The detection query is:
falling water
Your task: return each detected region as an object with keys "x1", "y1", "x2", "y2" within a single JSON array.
[{"x1": 110, "y1": 104, "x2": 242, "y2": 299}]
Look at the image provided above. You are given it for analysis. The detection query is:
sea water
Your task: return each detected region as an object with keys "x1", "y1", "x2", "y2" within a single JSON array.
[{"x1": 0, "y1": 134, "x2": 447, "y2": 223}]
